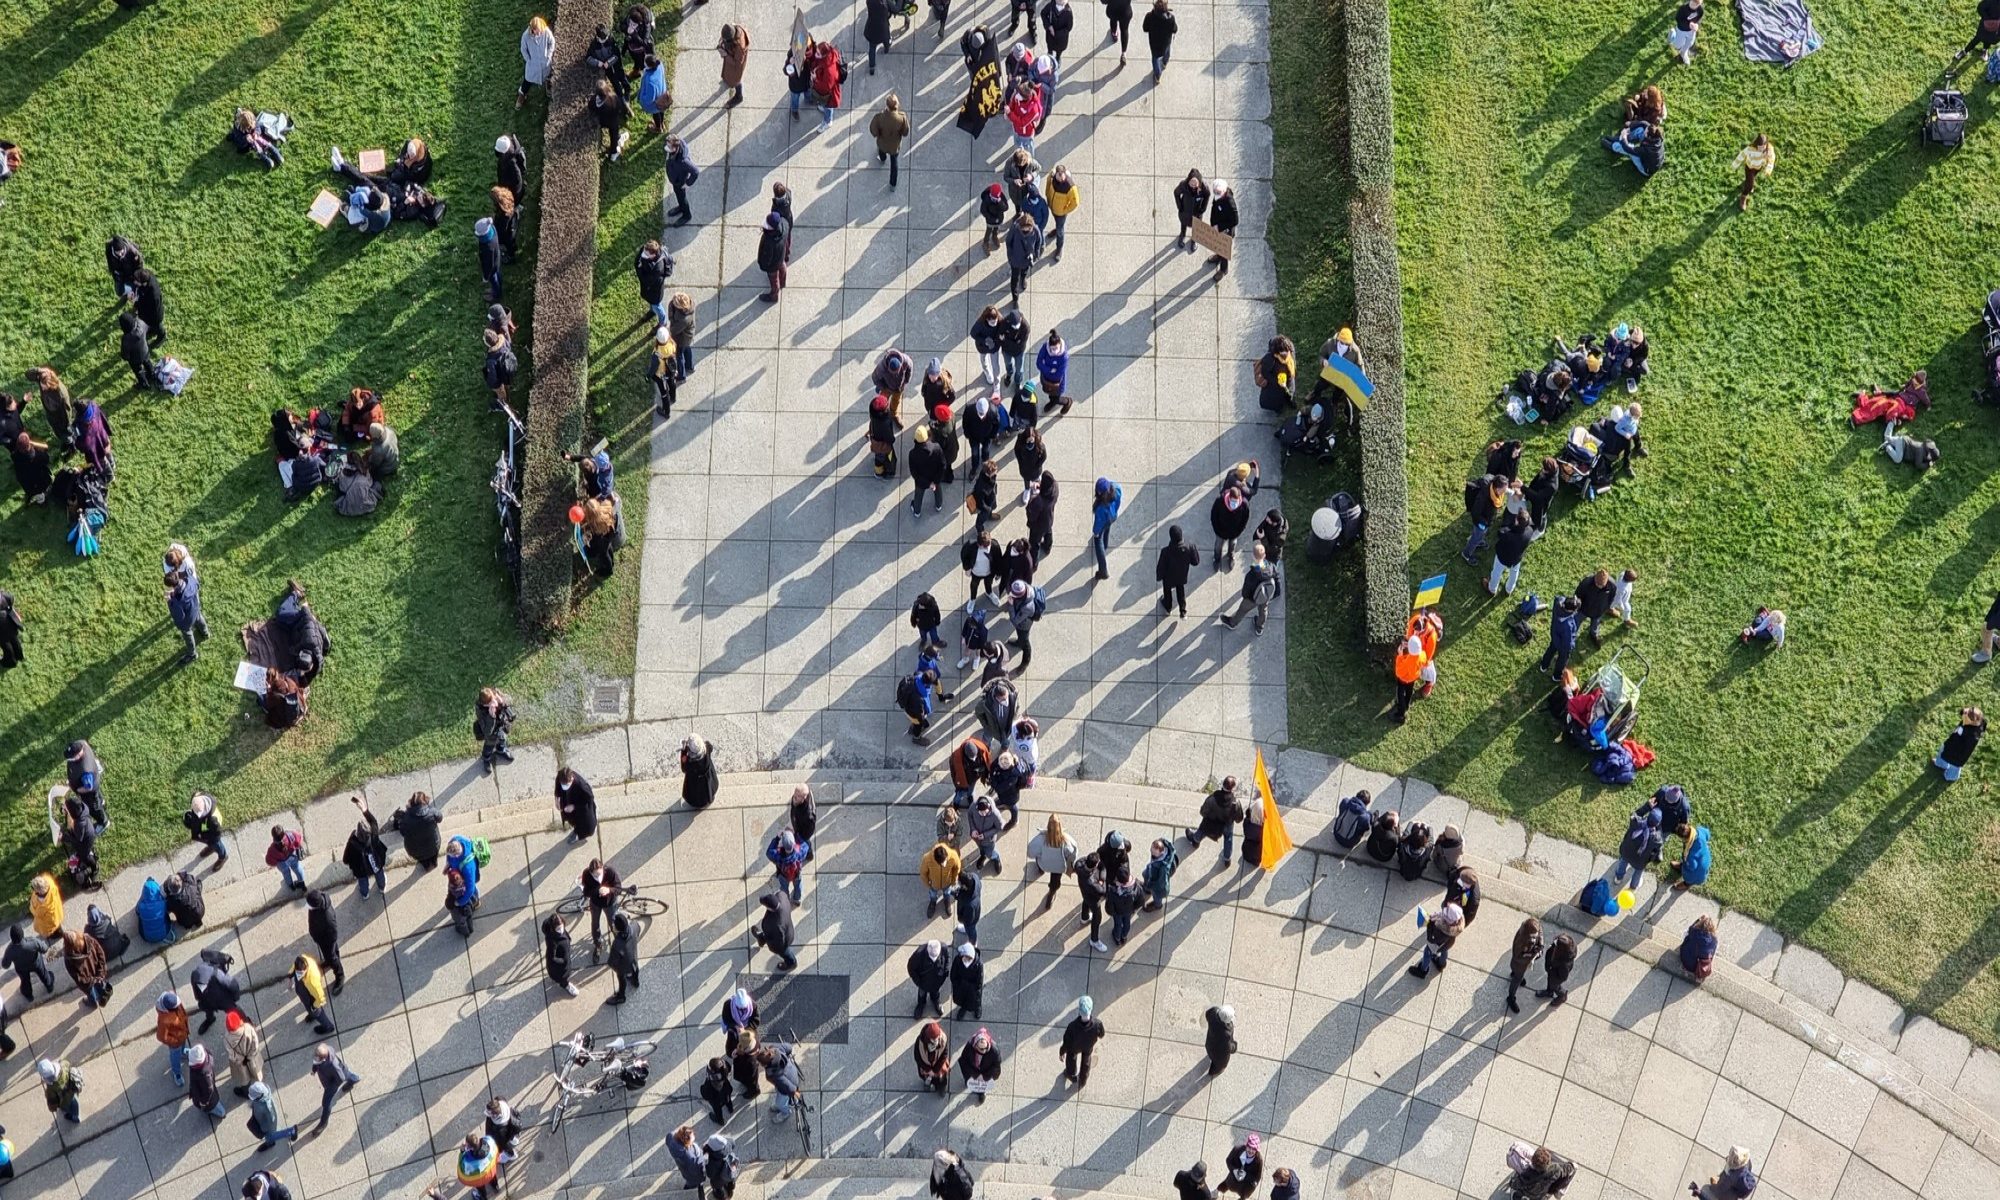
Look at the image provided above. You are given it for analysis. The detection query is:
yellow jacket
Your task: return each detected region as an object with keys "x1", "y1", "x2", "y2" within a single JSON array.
[
  {"x1": 919, "y1": 844, "x2": 962, "y2": 891},
  {"x1": 293, "y1": 956, "x2": 328, "y2": 1008},
  {"x1": 29, "y1": 873, "x2": 62, "y2": 938},
  {"x1": 1045, "y1": 177, "x2": 1080, "y2": 218}
]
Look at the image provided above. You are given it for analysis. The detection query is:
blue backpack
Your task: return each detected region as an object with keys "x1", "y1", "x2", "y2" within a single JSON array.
[
  {"x1": 1592, "y1": 744, "x2": 1637, "y2": 785},
  {"x1": 1579, "y1": 877, "x2": 1620, "y2": 918},
  {"x1": 1985, "y1": 48, "x2": 2000, "y2": 84},
  {"x1": 136, "y1": 877, "x2": 171, "y2": 943}
]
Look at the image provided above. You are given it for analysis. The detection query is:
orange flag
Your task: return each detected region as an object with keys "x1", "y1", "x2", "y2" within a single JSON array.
[{"x1": 1253, "y1": 749, "x2": 1294, "y2": 870}]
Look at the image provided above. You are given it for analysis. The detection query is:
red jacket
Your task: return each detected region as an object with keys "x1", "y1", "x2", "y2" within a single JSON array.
[
  {"x1": 1006, "y1": 90, "x2": 1043, "y2": 137},
  {"x1": 809, "y1": 45, "x2": 843, "y2": 109}
]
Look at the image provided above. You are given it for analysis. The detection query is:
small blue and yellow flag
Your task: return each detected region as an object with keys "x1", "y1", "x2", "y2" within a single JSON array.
[
  {"x1": 1412, "y1": 573, "x2": 1447, "y2": 611},
  {"x1": 1318, "y1": 352, "x2": 1375, "y2": 411}
]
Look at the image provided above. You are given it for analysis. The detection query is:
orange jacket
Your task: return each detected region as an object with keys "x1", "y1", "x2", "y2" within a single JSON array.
[
  {"x1": 157, "y1": 1005, "x2": 190, "y2": 1048},
  {"x1": 1393, "y1": 644, "x2": 1429, "y2": 685}
]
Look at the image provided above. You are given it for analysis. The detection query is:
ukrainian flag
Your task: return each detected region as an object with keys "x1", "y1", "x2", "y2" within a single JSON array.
[
  {"x1": 1319, "y1": 352, "x2": 1375, "y2": 411},
  {"x1": 1412, "y1": 573, "x2": 1446, "y2": 610}
]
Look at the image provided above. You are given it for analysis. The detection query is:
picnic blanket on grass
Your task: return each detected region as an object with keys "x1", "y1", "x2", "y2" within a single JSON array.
[{"x1": 1738, "y1": 0, "x2": 1823, "y2": 65}]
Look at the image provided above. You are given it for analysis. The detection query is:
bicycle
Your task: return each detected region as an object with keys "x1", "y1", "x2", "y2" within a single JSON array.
[
  {"x1": 554, "y1": 882, "x2": 668, "y2": 962},
  {"x1": 783, "y1": 1027, "x2": 815, "y2": 1160},
  {"x1": 547, "y1": 1031, "x2": 655, "y2": 1133}
]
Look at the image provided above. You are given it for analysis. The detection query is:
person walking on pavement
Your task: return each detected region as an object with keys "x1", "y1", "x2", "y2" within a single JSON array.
[
  {"x1": 555, "y1": 768, "x2": 597, "y2": 841},
  {"x1": 1090, "y1": 477, "x2": 1123, "y2": 580},
  {"x1": 1173, "y1": 169, "x2": 1209, "y2": 251},
  {"x1": 753, "y1": 891, "x2": 798, "y2": 970},
  {"x1": 1141, "y1": 837, "x2": 1178, "y2": 911},
  {"x1": 188, "y1": 1042, "x2": 226, "y2": 1118},
  {"x1": 922, "y1": 841, "x2": 962, "y2": 917},
  {"x1": 156, "y1": 992, "x2": 192, "y2": 1086},
  {"x1": 1074, "y1": 850, "x2": 1108, "y2": 950},
  {"x1": 1537, "y1": 595, "x2": 1581, "y2": 679},
  {"x1": 1505, "y1": 917, "x2": 1544, "y2": 1014},
  {"x1": 757, "y1": 212, "x2": 788, "y2": 302},
  {"x1": 227, "y1": 1010, "x2": 266, "y2": 1096},
  {"x1": 305, "y1": 888, "x2": 345, "y2": 994},
  {"x1": 767, "y1": 828, "x2": 811, "y2": 904},
  {"x1": 309, "y1": 1043, "x2": 361, "y2": 1133},
  {"x1": 1612, "y1": 809, "x2": 1664, "y2": 894},
  {"x1": 665, "y1": 136, "x2": 699, "y2": 225},
  {"x1": 182, "y1": 792, "x2": 228, "y2": 868},
  {"x1": 1142, "y1": 0, "x2": 1177, "y2": 81},
  {"x1": 1536, "y1": 933, "x2": 1577, "y2": 1006},
  {"x1": 292, "y1": 954, "x2": 335, "y2": 1033},
  {"x1": 1104, "y1": 0, "x2": 1134, "y2": 63},
  {"x1": 910, "y1": 426, "x2": 948, "y2": 515},
  {"x1": 705, "y1": 1133, "x2": 741, "y2": 1199},
  {"x1": 1059, "y1": 995, "x2": 1104, "y2": 1089},
  {"x1": 246, "y1": 1079, "x2": 300, "y2": 1149},
  {"x1": 718, "y1": 23, "x2": 750, "y2": 105},
  {"x1": 1156, "y1": 525, "x2": 1199, "y2": 618},
  {"x1": 1205, "y1": 180, "x2": 1237, "y2": 277},
  {"x1": 953, "y1": 870, "x2": 984, "y2": 945},
  {"x1": 1005, "y1": 214, "x2": 1043, "y2": 303},
  {"x1": 909, "y1": 940, "x2": 950, "y2": 1017},
  {"x1": 1012, "y1": 816, "x2": 1073, "y2": 910},
  {"x1": 1042, "y1": 0, "x2": 1074, "y2": 59},
  {"x1": 1219, "y1": 543, "x2": 1280, "y2": 633},
  {"x1": 62, "y1": 929, "x2": 110, "y2": 1007},
  {"x1": 1204, "y1": 1004, "x2": 1237, "y2": 1075},
  {"x1": 475, "y1": 687, "x2": 516, "y2": 773},
  {"x1": 1175, "y1": 1163, "x2": 1217, "y2": 1200},
  {"x1": 931, "y1": 1149, "x2": 975, "y2": 1200},
  {"x1": 541, "y1": 912, "x2": 578, "y2": 997},
  {"x1": 3, "y1": 924, "x2": 53, "y2": 1003},
  {"x1": 1185, "y1": 777, "x2": 1245, "y2": 865},
  {"x1": 1210, "y1": 485, "x2": 1252, "y2": 571},
  {"x1": 1407, "y1": 902, "x2": 1463, "y2": 981},
  {"x1": 40, "y1": 1058, "x2": 82, "y2": 1124},
  {"x1": 606, "y1": 911, "x2": 641, "y2": 1004}
]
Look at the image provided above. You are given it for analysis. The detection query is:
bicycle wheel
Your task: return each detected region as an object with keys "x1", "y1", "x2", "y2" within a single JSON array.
[
  {"x1": 795, "y1": 1104, "x2": 812, "y2": 1158},
  {"x1": 553, "y1": 891, "x2": 587, "y2": 917},
  {"x1": 620, "y1": 894, "x2": 668, "y2": 917},
  {"x1": 622, "y1": 1040, "x2": 659, "y2": 1059}
]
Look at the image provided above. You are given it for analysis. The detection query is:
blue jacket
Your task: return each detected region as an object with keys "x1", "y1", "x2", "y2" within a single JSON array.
[
  {"x1": 639, "y1": 65, "x2": 670, "y2": 114},
  {"x1": 1036, "y1": 343, "x2": 1068, "y2": 389},
  {"x1": 447, "y1": 838, "x2": 481, "y2": 902},
  {"x1": 1680, "y1": 826, "x2": 1712, "y2": 885},
  {"x1": 167, "y1": 574, "x2": 202, "y2": 632},
  {"x1": 668, "y1": 1138, "x2": 706, "y2": 1186},
  {"x1": 1548, "y1": 608, "x2": 1579, "y2": 651},
  {"x1": 1092, "y1": 480, "x2": 1123, "y2": 536}
]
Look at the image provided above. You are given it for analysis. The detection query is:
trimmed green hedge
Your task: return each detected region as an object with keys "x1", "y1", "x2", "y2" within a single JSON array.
[
  {"x1": 518, "y1": 3, "x2": 606, "y2": 636},
  {"x1": 1344, "y1": 0, "x2": 1412, "y2": 645}
]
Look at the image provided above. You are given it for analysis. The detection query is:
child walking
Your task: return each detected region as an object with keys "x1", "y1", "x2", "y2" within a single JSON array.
[
  {"x1": 1733, "y1": 134, "x2": 1774, "y2": 211},
  {"x1": 1610, "y1": 568, "x2": 1639, "y2": 628}
]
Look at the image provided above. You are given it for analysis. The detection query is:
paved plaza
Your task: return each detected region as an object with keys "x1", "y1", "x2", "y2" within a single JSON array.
[
  {"x1": 1, "y1": 775, "x2": 1996, "y2": 1200},
  {"x1": 632, "y1": 0, "x2": 1288, "y2": 789},
  {"x1": 5, "y1": 1, "x2": 2000, "y2": 1199}
]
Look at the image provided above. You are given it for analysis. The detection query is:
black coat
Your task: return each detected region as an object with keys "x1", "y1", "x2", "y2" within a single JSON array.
[
  {"x1": 306, "y1": 891, "x2": 339, "y2": 955},
  {"x1": 497, "y1": 147, "x2": 528, "y2": 198},
  {"x1": 1543, "y1": 938, "x2": 1577, "y2": 986},
  {"x1": 1209, "y1": 495, "x2": 1251, "y2": 540},
  {"x1": 106, "y1": 237, "x2": 143, "y2": 287},
  {"x1": 1142, "y1": 8, "x2": 1177, "y2": 53},
  {"x1": 970, "y1": 317, "x2": 1004, "y2": 354},
  {"x1": 865, "y1": 0, "x2": 894, "y2": 43},
  {"x1": 911, "y1": 442, "x2": 949, "y2": 486},
  {"x1": 392, "y1": 802, "x2": 443, "y2": 863},
  {"x1": 1016, "y1": 436, "x2": 1048, "y2": 482},
  {"x1": 962, "y1": 403, "x2": 1000, "y2": 444},
  {"x1": 133, "y1": 274, "x2": 165, "y2": 329},
  {"x1": 166, "y1": 872, "x2": 206, "y2": 928},
  {"x1": 1041, "y1": 0, "x2": 1074, "y2": 51},
  {"x1": 931, "y1": 1162, "x2": 975, "y2": 1200},
  {"x1": 759, "y1": 892, "x2": 795, "y2": 951},
  {"x1": 1173, "y1": 180, "x2": 1210, "y2": 220},
  {"x1": 1209, "y1": 192, "x2": 1239, "y2": 235},
  {"x1": 634, "y1": 249, "x2": 671, "y2": 303},
  {"x1": 607, "y1": 920, "x2": 640, "y2": 979},
  {"x1": 1575, "y1": 575, "x2": 1616, "y2": 618},
  {"x1": 998, "y1": 315, "x2": 1030, "y2": 356},
  {"x1": 342, "y1": 812, "x2": 387, "y2": 879},
  {"x1": 1204, "y1": 1006, "x2": 1237, "y2": 1065},
  {"x1": 908, "y1": 947, "x2": 950, "y2": 992},
  {"x1": 1157, "y1": 537, "x2": 1198, "y2": 587},
  {"x1": 682, "y1": 748, "x2": 720, "y2": 806},
  {"x1": 1495, "y1": 522, "x2": 1532, "y2": 568},
  {"x1": 190, "y1": 948, "x2": 241, "y2": 1011},
  {"x1": 950, "y1": 955, "x2": 983, "y2": 1011},
  {"x1": 557, "y1": 775, "x2": 598, "y2": 835},
  {"x1": 544, "y1": 920, "x2": 572, "y2": 979},
  {"x1": 756, "y1": 227, "x2": 787, "y2": 273},
  {"x1": 1942, "y1": 721, "x2": 1985, "y2": 767}
]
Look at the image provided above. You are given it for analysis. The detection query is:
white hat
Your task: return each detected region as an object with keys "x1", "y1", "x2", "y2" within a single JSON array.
[
  {"x1": 655, "y1": 325, "x2": 673, "y2": 345},
  {"x1": 958, "y1": 943, "x2": 976, "y2": 961},
  {"x1": 494, "y1": 135, "x2": 513, "y2": 154},
  {"x1": 1212, "y1": 179, "x2": 1229, "y2": 195}
]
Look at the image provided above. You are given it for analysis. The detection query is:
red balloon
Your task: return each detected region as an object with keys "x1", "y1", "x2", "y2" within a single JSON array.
[{"x1": 568, "y1": 505, "x2": 585, "y2": 524}]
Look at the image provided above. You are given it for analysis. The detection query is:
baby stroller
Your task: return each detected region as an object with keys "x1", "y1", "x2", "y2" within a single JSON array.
[
  {"x1": 1275, "y1": 402, "x2": 1336, "y2": 463},
  {"x1": 1560, "y1": 646, "x2": 1648, "y2": 750},
  {"x1": 1554, "y1": 426, "x2": 1601, "y2": 494},
  {"x1": 1922, "y1": 89, "x2": 1968, "y2": 149}
]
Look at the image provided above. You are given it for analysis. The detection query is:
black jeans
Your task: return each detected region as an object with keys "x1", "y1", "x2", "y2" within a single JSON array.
[
  {"x1": 15, "y1": 960, "x2": 54, "y2": 1000},
  {"x1": 880, "y1": 150, "x2": 900, "y2": 187},
  {"x1": 1160, "y1": 583, "x2": 1186, "y2": 616},
  {"x1": 1009, "y1": 624, "x2": 1033, "y2": 672},
  {"x1": 1064, "y1": 1049, "x2": 1092, "y2": 1086},
  {"x1": 1030, "y1": 529, "x2": 1052, "y2": 562}
]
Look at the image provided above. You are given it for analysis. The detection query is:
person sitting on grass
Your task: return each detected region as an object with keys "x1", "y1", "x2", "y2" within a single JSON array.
[
  {"x1": 1739, "y1": 606, "x2": 1785, "y2": 648},
  {"x1": 227, "y1": 109, "x2": 286, "y2": 170},
  {"x1": 1603, "y1": 118, "x2": 1664, "y2": 177},
  {"x1": 1852, "y1": 370, "x2": 1930, "y2": 426},
  {"x1": 338, "y1": 389, "x2": 383, "y2": 443}
]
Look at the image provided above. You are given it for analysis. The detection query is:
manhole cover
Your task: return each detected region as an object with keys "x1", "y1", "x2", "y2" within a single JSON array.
[{"x1": 590, "y1": 683, "x2": 624, "y2": 716}]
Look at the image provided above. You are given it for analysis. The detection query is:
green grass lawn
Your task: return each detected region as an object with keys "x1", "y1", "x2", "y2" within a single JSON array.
[
  {"x1": 1277, "y1": 0, "x2": 2000, "y2": 1040},
  {"x1": 0, "y1": 0, "x2": 644, "y2": 889}
]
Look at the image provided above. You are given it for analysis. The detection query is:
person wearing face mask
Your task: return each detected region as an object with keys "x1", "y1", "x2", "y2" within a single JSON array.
[{"x1": 1209, "y1": 485, "x2": 1252, "y2": 572}]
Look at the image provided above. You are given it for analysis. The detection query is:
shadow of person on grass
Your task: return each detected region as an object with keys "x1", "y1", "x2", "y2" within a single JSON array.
[{"x1": 1774, "y1": 664, "x2": 1972, "y2": 838}]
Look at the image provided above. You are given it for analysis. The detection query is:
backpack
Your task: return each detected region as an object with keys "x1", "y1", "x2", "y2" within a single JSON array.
[
  {"x1": 1506, "y1": 1141, "x2": 1536, "y2": 1174},
  {"x1": 469, "y1": 836, "x2": 493, "y2": 868},
  {"x1": 896, "y1": 675, "x2": 922, "y2": 713},
  {"x1": 1331, "y1": 794, "x2": 1371, "y2": 849},
  {"x1": 1985, "y1": 48, "x2": 2000, "y2": 84},
  {"x1": 1028, "y1": 585, "x2": 1047, "y2": 620},
  {"x1": 1508, "y1": 619, "x2": 1534, "y2": 645},
  {"x1": 1578, "y1": 877, "x2": 1619, "y2": 917},
  {"x1": 1157, "y1": 842, "x2": 1180, "y2": 877}
]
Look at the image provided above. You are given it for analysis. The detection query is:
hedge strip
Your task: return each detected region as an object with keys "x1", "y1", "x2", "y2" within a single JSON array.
[
  {"x1": 1344, "y1": 0, "x2": 1412, "y2": 646},
  {"x1": 518, "y1": 2, "x2": 608, "y2": 636}
]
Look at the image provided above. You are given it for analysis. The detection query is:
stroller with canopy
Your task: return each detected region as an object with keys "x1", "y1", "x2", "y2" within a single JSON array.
[
  {"x1": 1560, "y1": 646, "x2": 1649, "y2": 750},
  {"x1": 1922, "y1": 89, "x2": 1968, "y2": 149},
  {"x1": 1554, "y1": 426, "x2": 1602, "y2": 495}
]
